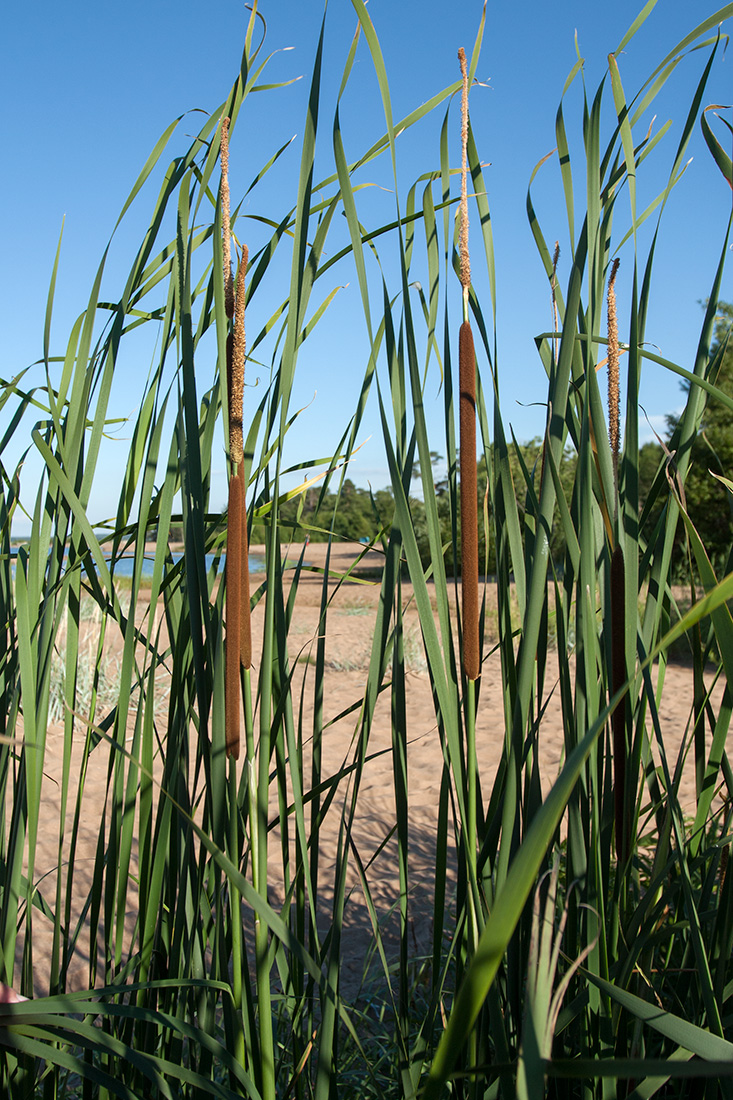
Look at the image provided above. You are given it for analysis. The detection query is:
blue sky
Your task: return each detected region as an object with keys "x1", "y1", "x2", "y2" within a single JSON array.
[{"x1": 2, "y1": 1, "x2": 732, "y2": 532}]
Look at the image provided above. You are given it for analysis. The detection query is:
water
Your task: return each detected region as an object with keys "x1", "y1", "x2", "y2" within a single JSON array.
[
  {"x1": 8, "y1": 548, "x2": 276, "y2": 582},
  {"x1": 109, "y1": 552, "x2": 265, "y2": 578}
]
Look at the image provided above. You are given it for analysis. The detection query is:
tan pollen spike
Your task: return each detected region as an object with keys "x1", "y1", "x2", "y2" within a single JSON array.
[
  {"x1": 233, "y1": 252, "x2": 252, "y2": 672},
  {"x1": 607, "y1": 257, "x2": 621, "y2": 495},
  {"x1": 220, "y1": 117, "x2": 235, "y2": 321},
  {"x1": 221, "y1": 112, "x2": 251, "y2": 757}
]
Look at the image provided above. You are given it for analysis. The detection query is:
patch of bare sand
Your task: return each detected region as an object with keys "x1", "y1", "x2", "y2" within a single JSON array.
[{"x1": 14, "y1": 542, "x2": 725, "y2": 999}]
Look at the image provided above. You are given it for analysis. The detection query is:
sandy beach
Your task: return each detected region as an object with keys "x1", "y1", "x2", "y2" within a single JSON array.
[{"x1": 18, "y1": 541, "x2": 722, "y2": 999}]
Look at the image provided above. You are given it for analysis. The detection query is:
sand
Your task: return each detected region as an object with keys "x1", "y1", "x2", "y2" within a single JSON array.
[{"x1": 13, "y1": 541, "x2": 724, "y2": 999}]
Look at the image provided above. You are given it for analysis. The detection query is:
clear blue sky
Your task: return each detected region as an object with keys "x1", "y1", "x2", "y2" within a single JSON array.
[{"x1": 2, "y1": 1, "x2": 732, "y2": 532}]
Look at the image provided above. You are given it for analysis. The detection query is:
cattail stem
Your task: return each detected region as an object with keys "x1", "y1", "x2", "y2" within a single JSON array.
[
  {"x1": 606, "y1": 256, "x2": 627, "y2": 862},
  {"x1": 458, "y1": 46, "x2": 479, "y2": 682},
  {"x1": 226, "y1": 470, "x2": 243, "y2": 759},
  {"x1": 221, "y1": 113, "x2": 251, "y2": 755},
  {"x1": 227, "y1": 757, "x2": 246, "y2": 1067},
  {"x1": 611, "y1": 542, "x2": 627, "y2": 865}
]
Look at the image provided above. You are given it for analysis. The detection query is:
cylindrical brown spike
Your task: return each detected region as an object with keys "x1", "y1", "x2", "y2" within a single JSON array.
[
  {"x1": 225, "y1": 331, "x2": 234, "y2": 421},
  {"x1": 460, "y1": 320, "x2": 480, "y2": 681},
  {"x1": 225, "y1": 472, "x2": 243, "y2": 758}
]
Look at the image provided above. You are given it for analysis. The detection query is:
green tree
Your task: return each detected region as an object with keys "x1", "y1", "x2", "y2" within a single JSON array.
[
  {"x1": 666, "y1": 301, "x2": 733, "y2": 569},
  {"x1": 275, "y1": 477, "x2": 392, "y2": 543},
  {"x1": 409, "y1": 440, "x2": 577, "y2": 578}
]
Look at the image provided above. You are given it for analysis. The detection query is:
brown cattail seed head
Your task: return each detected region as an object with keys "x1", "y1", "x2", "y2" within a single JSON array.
[
  {"x1": 607, "y1": 257, "x2": 621, "y2": 483},
  {"x1": 229, "y1": 245, "x2": 248, "y2": 469},
  {"x1": 458, "y1": 47, "x2": 471, "y2": 296},
  {"x1": 220, "y1": 117, "x2": 235, "y2": 320},
  {"x1": 459, "y1": 320, "x2": 480, "y2": 680}
]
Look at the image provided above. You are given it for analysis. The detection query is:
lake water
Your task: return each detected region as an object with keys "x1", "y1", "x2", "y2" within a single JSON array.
[{"x1": 110, "y1": 552, "x2": 265, "y2": 578}]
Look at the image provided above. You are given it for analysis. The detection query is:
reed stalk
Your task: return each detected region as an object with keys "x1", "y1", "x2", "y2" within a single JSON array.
[
  {"x1": 457, "y1": 52, "x2": 481, "y2": 1097},
  {"x1": 222, "y1": 110, "x2": 251, "y2": 759},
  {"x1": 458, "y1": 48, "x2": 480, "y2": 687},
  {"x1": 610, "y1": 541, "x2": 627, "y2": 863},
  {"x1": 225, "y1": 466, "x2": 243, "y2": 759},
  {"x1": 222, "y1": 118, "x2": 248, "y2": 758},
  {"x1": 606, "y1": 258, "x2": 628, "y2": 866}
]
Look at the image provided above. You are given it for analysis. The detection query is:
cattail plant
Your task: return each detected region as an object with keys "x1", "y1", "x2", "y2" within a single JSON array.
[
  {"x1": 221, "y1": 117, "x2": 252, "y2": 760},
  {"x1": 456, "y1": 47, "x2": 482, "y2": 995},
  {"x1": 458, "y1": 46, "x2": 479, "y2": 684},
  {"x1": 607, "y1": 257, "x2": 627, "y2": 864}
]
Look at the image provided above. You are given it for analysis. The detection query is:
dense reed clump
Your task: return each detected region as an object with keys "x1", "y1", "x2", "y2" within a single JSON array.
[{"x1": 2, "y1": 6, "x2": 733, "y2": 1098}]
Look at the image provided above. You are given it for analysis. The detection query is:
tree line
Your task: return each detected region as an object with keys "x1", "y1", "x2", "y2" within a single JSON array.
[{"x1": 257, "y1": 303, "x2": 733, "y2": 576}]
